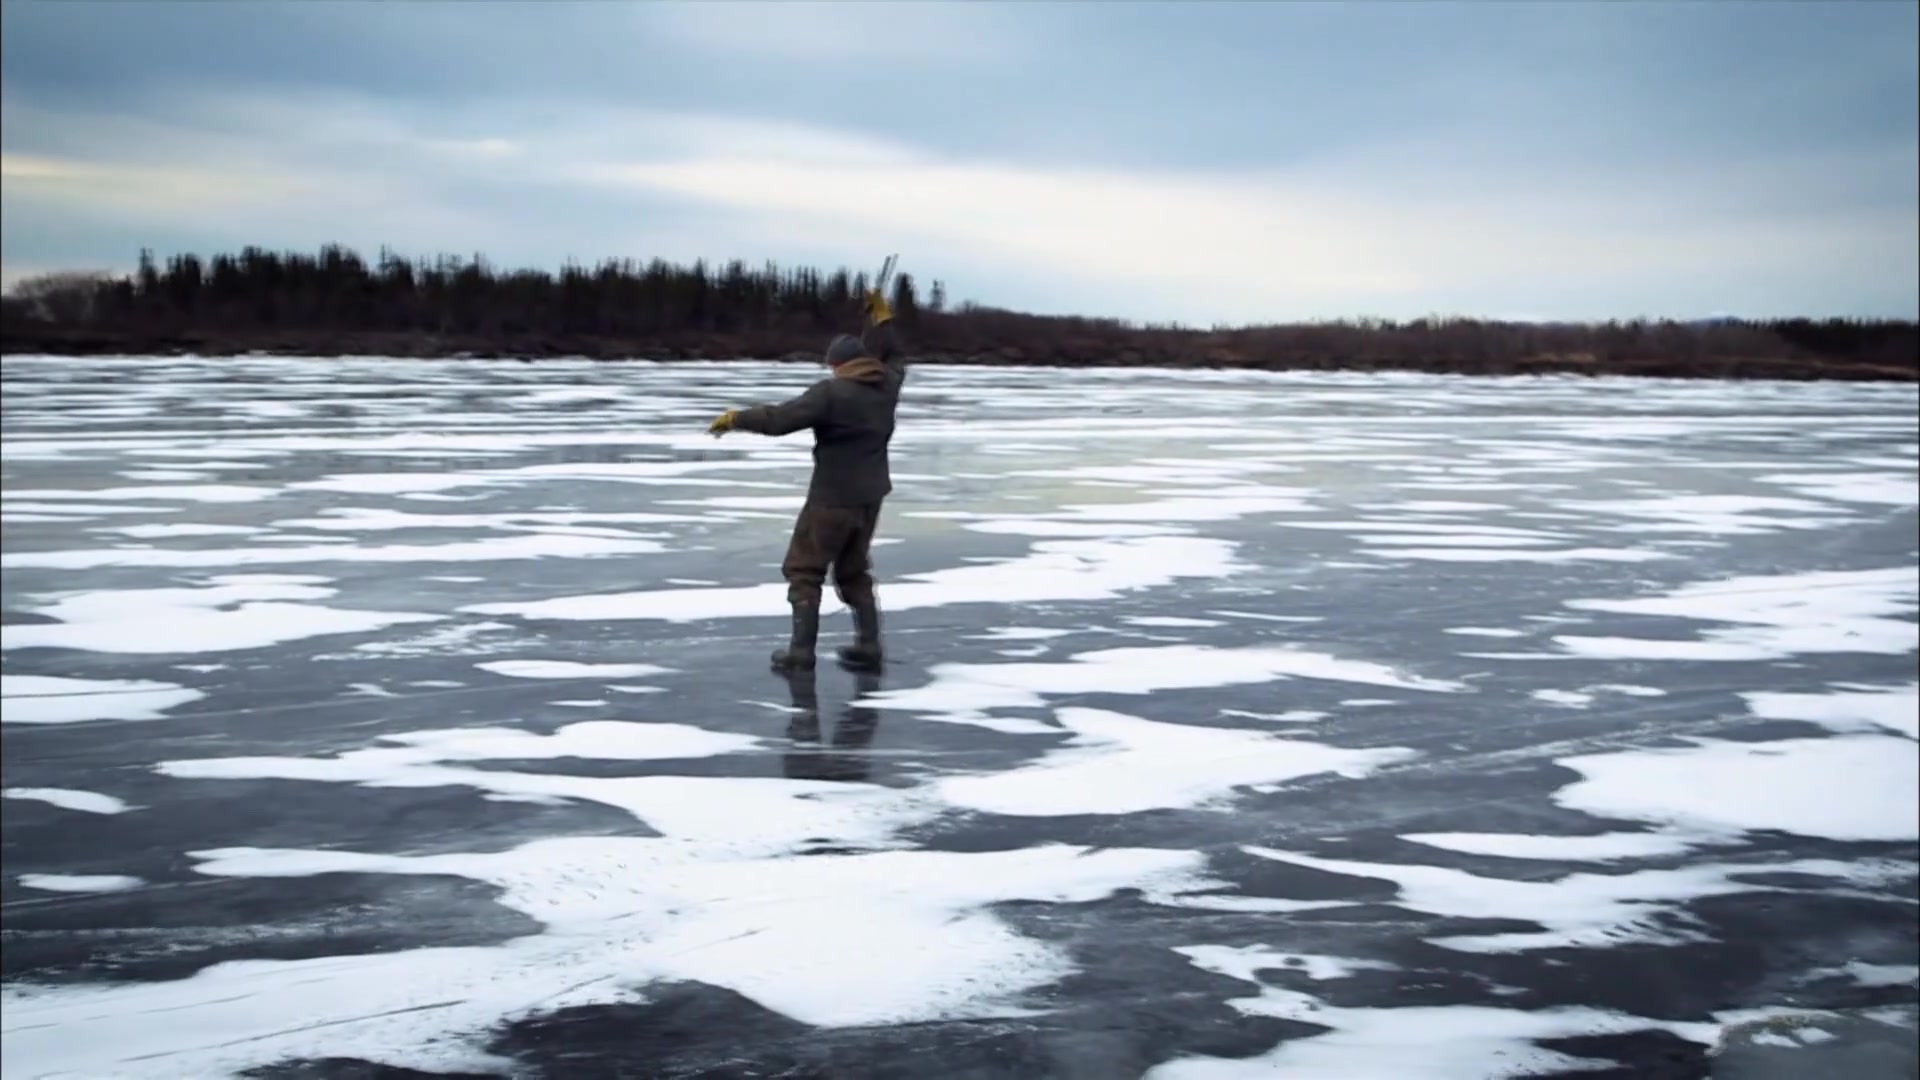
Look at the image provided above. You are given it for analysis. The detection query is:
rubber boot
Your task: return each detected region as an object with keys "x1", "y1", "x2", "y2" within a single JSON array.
[
  {"x1": 836, "y1": 598, "x2": 884, "y2": 671},
  {"x1": 771, "y1": 604, "x2": 819, "y2": 672}
]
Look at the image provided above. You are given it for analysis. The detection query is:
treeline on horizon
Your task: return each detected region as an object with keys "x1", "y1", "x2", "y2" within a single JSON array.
[{"x1": 2, "y1": 244, "x2": 1914, "y2": 381}]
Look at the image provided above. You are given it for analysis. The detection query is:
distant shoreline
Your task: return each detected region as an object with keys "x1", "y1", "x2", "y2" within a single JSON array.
[
  {"x1": 3, "y1": 328, "x2": 1914, "y2": 383},
  {"x1": 4, "y1": 245, "x2": 1914, "y2": 383}
]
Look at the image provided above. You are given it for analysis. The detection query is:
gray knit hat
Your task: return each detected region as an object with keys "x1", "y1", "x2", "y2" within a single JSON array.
[{"x1": 823, "y1": 334, "x2": 866, "y2": 367}]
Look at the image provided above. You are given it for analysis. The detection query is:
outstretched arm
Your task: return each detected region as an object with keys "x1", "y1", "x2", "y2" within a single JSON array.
[{"x1": 724, "y1": 380, "x2": 831, "y2": 437}]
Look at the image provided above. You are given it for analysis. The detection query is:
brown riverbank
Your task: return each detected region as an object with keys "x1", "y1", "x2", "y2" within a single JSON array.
[{"x1": 3, "y1": 323, "x2": 1914, "y2": 383}]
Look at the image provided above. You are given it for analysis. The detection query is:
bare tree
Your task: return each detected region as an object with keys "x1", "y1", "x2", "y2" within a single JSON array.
[{"x1": 6, "y1": 271, "x2": 115, "y2": 324}]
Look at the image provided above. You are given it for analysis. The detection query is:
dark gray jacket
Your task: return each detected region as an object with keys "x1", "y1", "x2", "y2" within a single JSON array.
[{"x1": 732, "y1": 323, "x2": 907, "y2": 508}]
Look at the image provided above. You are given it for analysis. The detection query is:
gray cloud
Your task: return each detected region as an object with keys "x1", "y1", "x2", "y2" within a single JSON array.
[{"x1": 3, "y1": 0, "x2": 1914, "y2": 321}]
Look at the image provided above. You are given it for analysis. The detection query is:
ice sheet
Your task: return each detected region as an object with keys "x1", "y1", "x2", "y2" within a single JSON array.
[{"x1": 4, "y1": 357, "x2": 1915, "y2": 1078}]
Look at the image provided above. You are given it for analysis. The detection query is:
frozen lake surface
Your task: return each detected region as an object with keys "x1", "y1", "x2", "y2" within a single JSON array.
[{"x1": 2, "y1": 356, "x2": 1916, "y2": 1078}]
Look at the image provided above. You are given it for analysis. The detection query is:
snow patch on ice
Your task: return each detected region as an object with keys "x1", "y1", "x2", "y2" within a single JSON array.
[
  {"x1": 968, "y1": 627, "x2": 1074, "y2": 642},
  {"x1": 4, "y1": 484, "x2": 277, "y2": 503},
  {"x1": 1378, "y1": 546, "x2": 1671, "y2": 564},
  {"x1": 476, "y1": 660, "x2": 676, "y2": 680},
  {"x1": 869, "y1": 643, "x2": 1465, "y2": 729},
  {"x1": 349, "y1": 621, "x2": 516, "y2": 658},
  {"x1": 1047, "y1": 489, "x2": 1316, "y2": 524},
  {"x1": 0, "y1": 835, "x2": 1248, "y2": 1077},
  {"x1": 1561, "y1": 495, "x2": 1859, "y2": 536},
  {"x1": 1741, "y1": 683, "x2": 1918, "y2": 740},
  {"x1": 287, "y1": 458, "x2": 795, "y2": 496},
  {"x1": 1759, "y1": 471, "x2": 1919, "y2": 507},
  {"x1": 1401, "y1": 830, "x2": 1699, "y2": 862},
  {"x1": 1211, "y1": 610, "x2": 1323, "y2": 624},
  {"x1": 1356, "y1": 533, "x2": 1561, "y2": 549},
  {"x1": 1221, "y1": 709, "x2": 1329, "y2": 724},
  {"x1": 1152, "y1": 948, "x2": 1716, "y2": 1079},
  {"x1": 1, "y1": 579, "x2": 440, "y2": 655},
  {"x1": 1, "y1": 532, "x2": 664, "y2": 570},
  {"x1": 273, "y1": 509, "x2": 702, "y2": 534},
  {"x1": 119, "y1": 469, "x2": 213, "y2": 482},
  {"x1": 1365, "y1": 500, "x2": 1507, "y2": 513},
  {"x1": 101, "y1": 523, "x2": 267, "y2": 539},
  {"x1": 1246, "y1": 845, "x2": 1905, "y2": 953},
  {"x1": 155, "y1": 734, "x2": 920, "y2": 859},
  {"x1": 2, "y1": 787, "x2": 133, "y2": 815},
  {"x1": 1828, "y1": 961, "x2": 1919, "y2": 988},
  {"x1": 1589, "y1": 683, "x2": 1667, "y2": 697},
  {"x1": 1553, "y1": 735, "x2": 1920, "y2": 842},
  {"x1": 1172, "y1": 944, "x2": 1396, "y2": 985},
  {"x1": 949, "y1": 518, "x2": 1192, "y2": 539},
  {"x1": 934, "y1": 707, "x2": 1415, "y2": 817},
  {"x1": 1552, "y1": 567, "x2": 1919, "y2": 662},
  {"x1": 0, "y1": 674, "x2": 204, "y2": 723},
  {"x1": 16, "y1": 873, "x2": 143, "y2": 893},
  {"x1": 1276, "y1": 520, "x2": 1566, "y2": 539},
  {"x1": 1798, "y1": 961, "x2": 1920, "y2": 990},
  {"x1": 468, "y1": 536, "x2": 1243, "y2": 622},
  {"x1": 661, "y1": 495, "x2": 807, "y2": 511},
  {"x1": 2, "y1": 500, "x2": 178, "y2": 516},
  {"x1": 159, "y1": 720, "x2": 757, "y2": 788},
  {"x1": 1531, "y1": 689, "x2": 1594, "y2": 708}
]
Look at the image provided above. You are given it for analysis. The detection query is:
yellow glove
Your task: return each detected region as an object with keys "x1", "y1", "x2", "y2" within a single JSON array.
[
  {"x1": 864, "y1": 288, "x2": 893, "y2": 325},
  {"x1": 708, "y1": 409, "x2": 737, "y2": 437}
]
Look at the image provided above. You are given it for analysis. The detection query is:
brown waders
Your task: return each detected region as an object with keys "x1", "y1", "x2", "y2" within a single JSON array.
[{"x1": 771, "y1": 499, "x2": 885, "y2": 672}]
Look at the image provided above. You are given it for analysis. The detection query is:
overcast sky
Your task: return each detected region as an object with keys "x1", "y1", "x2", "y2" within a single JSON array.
[{"x1": 2, "y1": 1, "x2": 1914, "y2": 324}]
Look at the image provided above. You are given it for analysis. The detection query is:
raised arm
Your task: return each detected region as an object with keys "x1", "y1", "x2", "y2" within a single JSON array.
[{"x1": 861, "y1": 289, "x2": 907, "y2": 378}]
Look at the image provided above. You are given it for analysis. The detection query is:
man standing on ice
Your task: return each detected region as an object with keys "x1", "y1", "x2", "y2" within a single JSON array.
[{"x1": 706, "y1": 276, "x2": 905, "y2": 674}]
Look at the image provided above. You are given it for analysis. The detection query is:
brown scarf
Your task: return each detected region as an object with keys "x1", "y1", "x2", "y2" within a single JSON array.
[{"x1": 832, "y1": 357, "x2": 887, "y2": 382}]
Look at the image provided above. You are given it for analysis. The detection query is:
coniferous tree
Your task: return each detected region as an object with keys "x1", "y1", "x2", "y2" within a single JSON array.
[{"x1": 0, "y1": 242, "x2": 1912, "y2": 379}]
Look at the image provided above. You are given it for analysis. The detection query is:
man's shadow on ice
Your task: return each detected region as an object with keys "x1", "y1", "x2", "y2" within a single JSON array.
[{"x1": 779, "y1": 670, "x2": 881, "y2": 783}]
